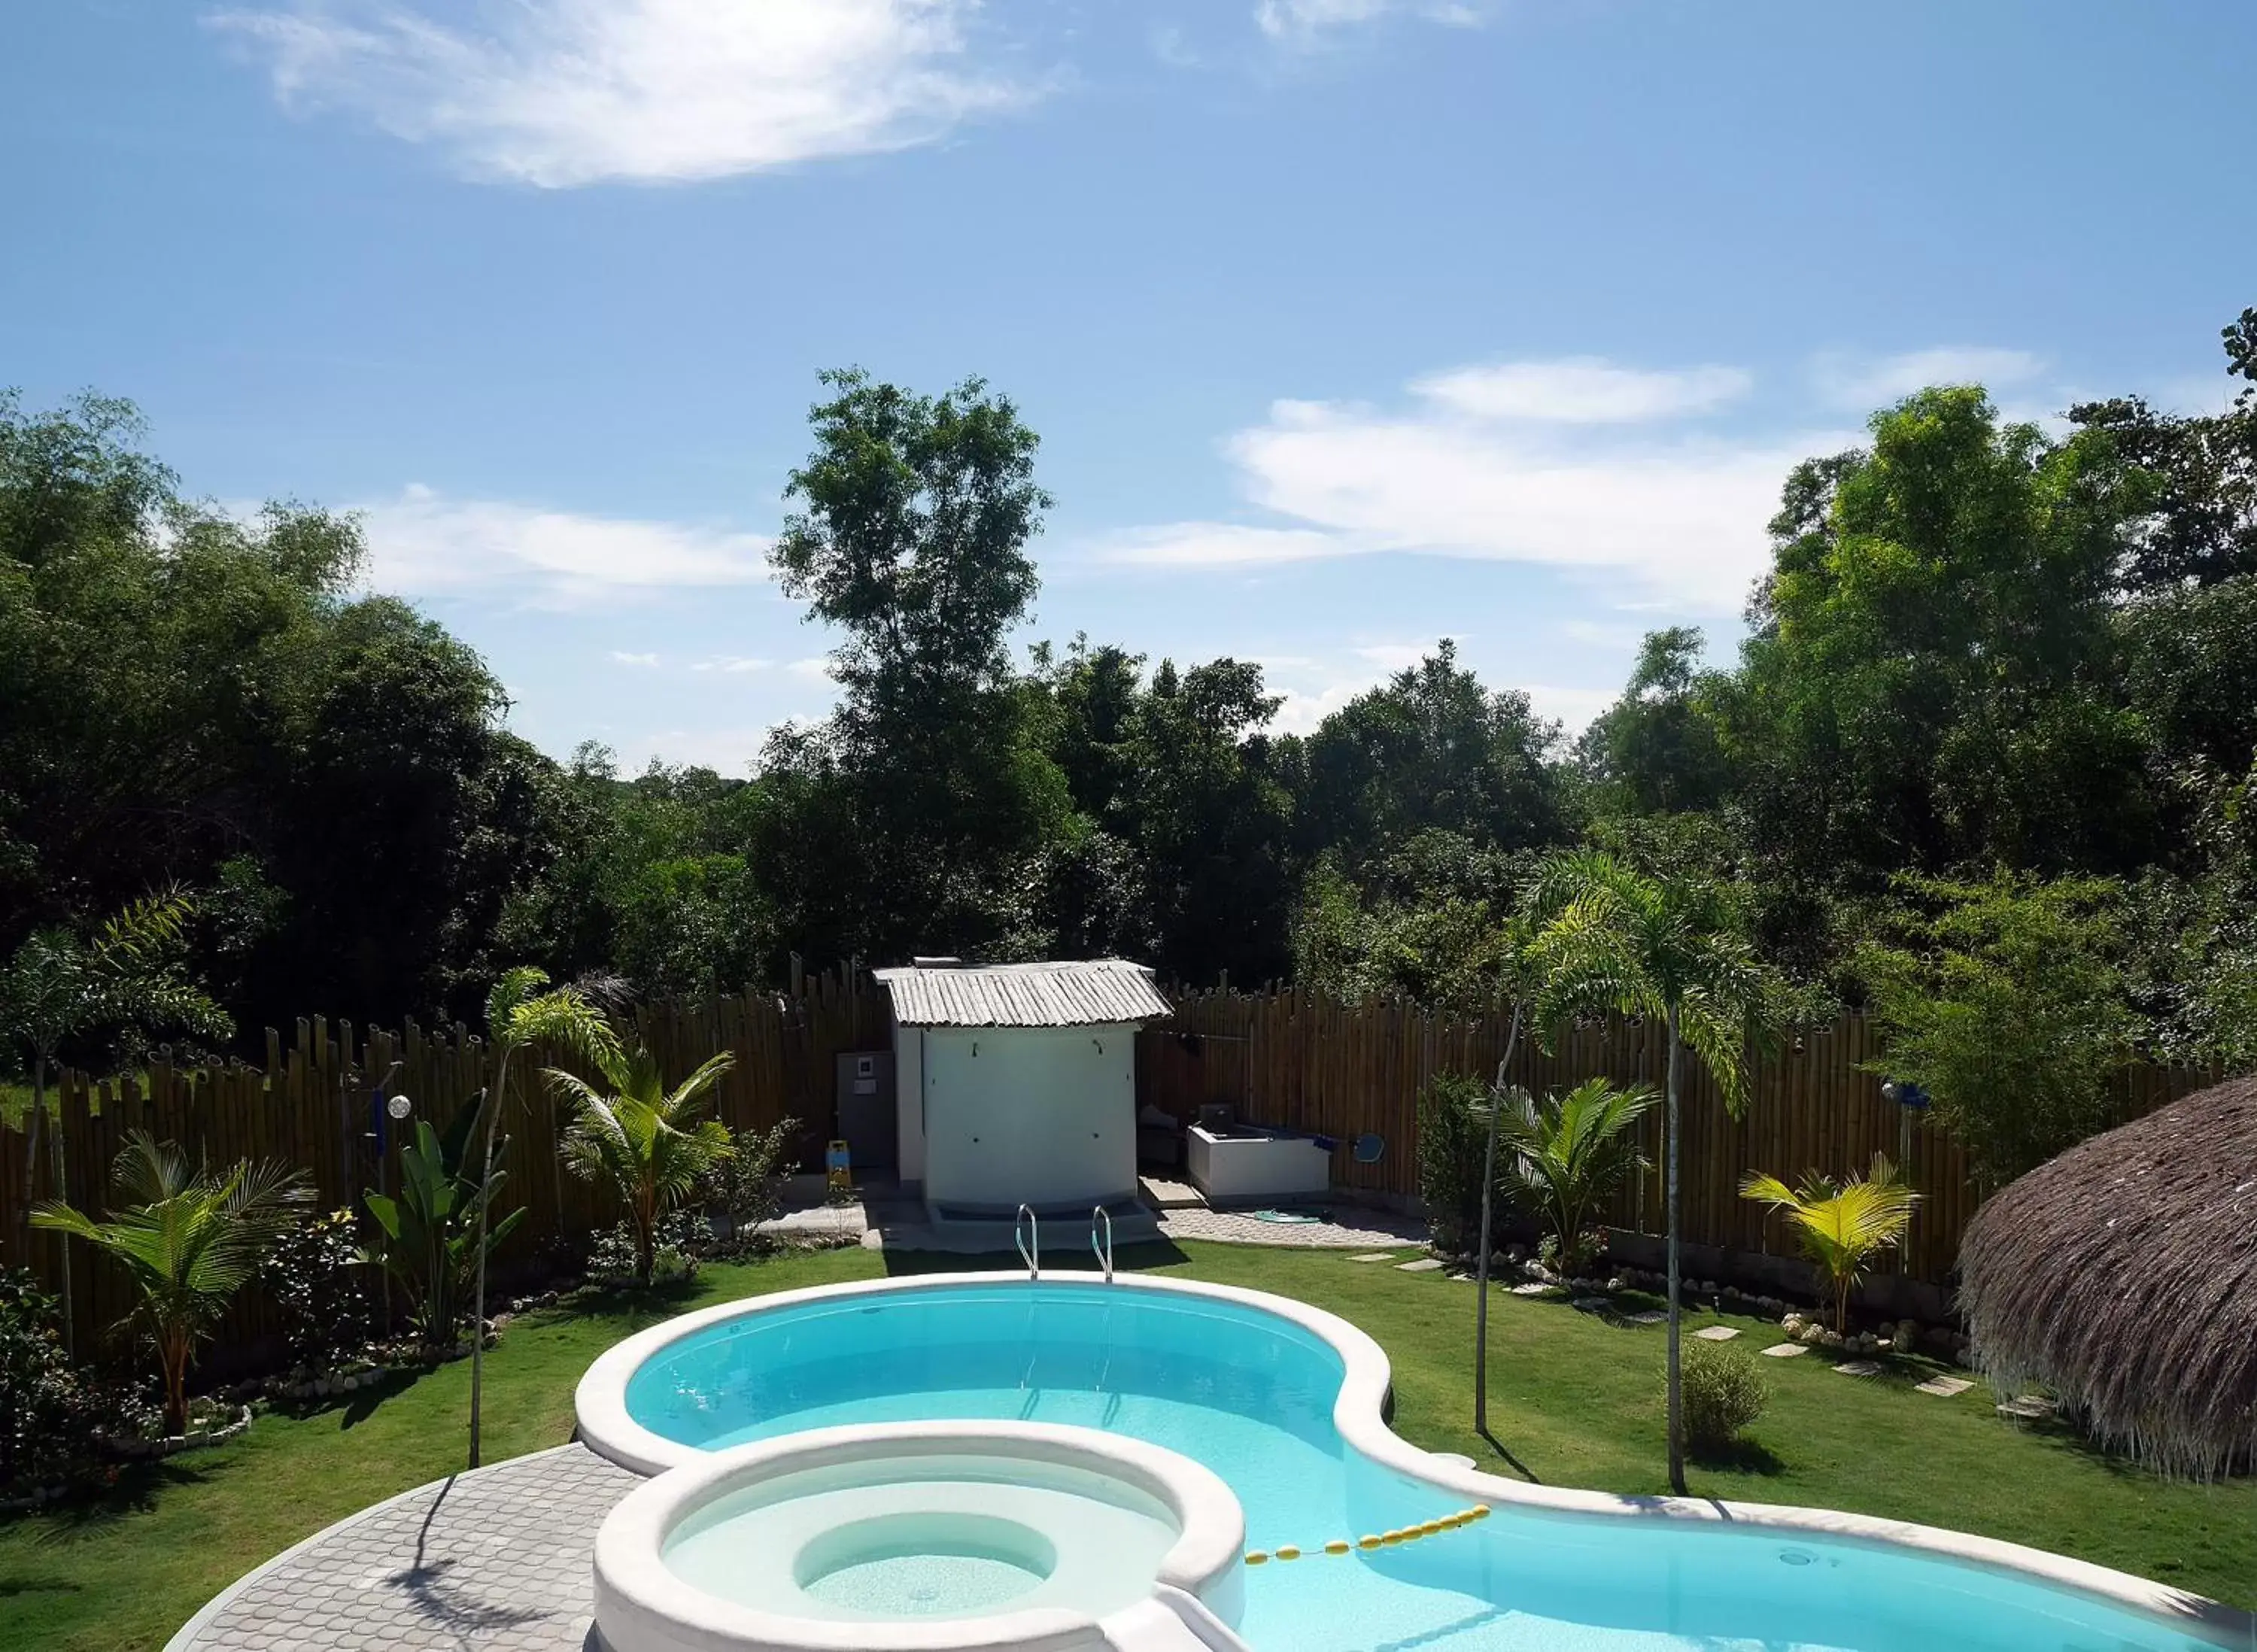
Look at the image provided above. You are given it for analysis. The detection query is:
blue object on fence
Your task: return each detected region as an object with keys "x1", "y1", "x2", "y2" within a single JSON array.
[
  {"x1": 1352, "y1": 1132, "x2": 1386, "y2": 1164},
  {"x1": 1882, "y1": 1080, "x2": 1930, "y2": 1111}
]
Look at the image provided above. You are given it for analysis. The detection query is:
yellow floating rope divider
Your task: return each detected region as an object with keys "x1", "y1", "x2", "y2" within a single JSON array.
[{"x1": 1245, "y1": 1503, "x2": 1489, "y2": 1565}]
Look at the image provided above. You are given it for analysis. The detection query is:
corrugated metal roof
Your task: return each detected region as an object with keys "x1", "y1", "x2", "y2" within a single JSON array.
[{"x1": 872, "y1": 958, "x2": 1174, "y2": 1028}]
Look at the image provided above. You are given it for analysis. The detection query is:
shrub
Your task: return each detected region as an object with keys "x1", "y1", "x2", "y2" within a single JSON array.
[
  {"x1": 260, "y1": 1207, "x2": 374, "y2": 1371},
  {"x1": 1416, "y1": 1070, "x2": 1490, "y2": 1256},
  {"x1": 696, "y1": 1116, "x2": 799, "y2": 1259},
  {"x1": 1678, "y1": 1341, "x2": 1768, "y2": 1453},
  {"x1": 0, "y1": 1268, "x2": 106, "y2": 1490},
  {"x1": 585, "y1": 1211, "x2": 701, "y2": 1286}
]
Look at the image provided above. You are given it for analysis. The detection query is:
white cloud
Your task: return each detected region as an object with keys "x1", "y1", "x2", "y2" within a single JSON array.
[
  {"x1": 1812, "y1": 346, "x2": 2045, "y2": 410},
  {"x1": 691, "y1": 655, "x2": 771, "y2": 674},
  {"x1": 609, "y1": 650, "x2": 660, "y2": 667},
  {"x1": 1211, "y1": 394, "x2": 1842, "y2": 613},
  {"x1": 355, "y1": 483, "x2": 772, "y2": 606},
  {"x1": 211, "y1": 0, "x2": 1031, "y2": 187},
  {"x1": 1411, "y1": 359, "x2": 1752, "y2": 424},
  {"x1": 1255, "y1": 0, "x2": 1481, "y2": 38},
  {"x1": 786, "y1": 656, "x2": 837, "y2": 681},
  {"x1": 618, "y1": 727, "x2": 769, "y2": 774}
]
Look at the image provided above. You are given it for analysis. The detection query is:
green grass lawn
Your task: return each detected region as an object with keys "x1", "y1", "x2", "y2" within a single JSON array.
[{"x1": 2, "y1": 1240, "x2": 2251, "y2": 1652}]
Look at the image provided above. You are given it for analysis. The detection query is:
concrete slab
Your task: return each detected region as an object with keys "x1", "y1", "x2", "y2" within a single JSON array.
[
  {"x1": 1396, "y1": 1257, "x2": 1446, "y2": 1273},
  {"x1": 1997, "y1": 1395, "x2": 2057, "y2": 1421},
  {"x1": 1348, "y1": 1251, "x2": 1399, "y2": 1262},
  {"x1": 1833, "y1": 1360, "x2": 1882, "y2": 1377},
  {"x1": 1508, "y1": 1281, "x2": 1553, "y2": 1296},
  {"x1": 1915, "y1": 1376, "x2": 1974, "y2": 1398},
  {"x1": 1694, "y1": 1325, "x2": 1742, "y2": 1341},
  {"x1": 1624, "y1": 1309, "x2": 1668, "y2": 1326},
  {"x1": 1760, "y1": 1342, "x2": 1809, "y2": 1359},
  {"x1": 1138, "y1": 1174, "x2": 1205, "y2": 1210}
]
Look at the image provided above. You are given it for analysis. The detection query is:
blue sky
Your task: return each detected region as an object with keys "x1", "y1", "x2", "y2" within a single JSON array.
[{"x1": 6, "y1": 1, "x2": 2252, "y2": 770}]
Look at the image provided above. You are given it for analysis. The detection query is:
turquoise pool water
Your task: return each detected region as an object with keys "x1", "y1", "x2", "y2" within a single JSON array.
[{"x1": 621, "y1": 1280, "x2": 2226, "y2": 1652}]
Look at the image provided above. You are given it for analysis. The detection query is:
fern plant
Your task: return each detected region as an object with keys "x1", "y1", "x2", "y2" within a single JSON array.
[{"x1": 1740, "y1": 1153, "x2": 1920, "y2": 1335}]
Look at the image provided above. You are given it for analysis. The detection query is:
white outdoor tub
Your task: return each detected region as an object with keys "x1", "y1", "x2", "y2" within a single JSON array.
[
  {"x1": 592, "y1": 1420, "x2": 1248, "y2": 1652},
  {"x1": 1185, "y1": 1124, "x2": 1331, "y2": 1204}
]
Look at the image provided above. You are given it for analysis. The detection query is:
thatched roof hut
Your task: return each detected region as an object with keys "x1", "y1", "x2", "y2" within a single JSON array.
[{"x1": 1958, "y1": 1073, "x2": 2257, "y2": 1478}]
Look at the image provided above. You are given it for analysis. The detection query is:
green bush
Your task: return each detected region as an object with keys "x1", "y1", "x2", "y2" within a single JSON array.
[
  {"x1": 0, "y1": 1268, "x2": 108, "y2": 1490},
  {"x1": 1416, "y1": 1070, "x2": 1490, "y2": 1256},
  {"x1": 1678, "y1": 1340, "x2": 1768, "y2": 1453}
]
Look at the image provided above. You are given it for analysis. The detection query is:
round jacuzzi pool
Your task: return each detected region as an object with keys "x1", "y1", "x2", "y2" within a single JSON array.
[{"x1": 593, "y1": 1421, "x2": 1246, "y2": 1652}]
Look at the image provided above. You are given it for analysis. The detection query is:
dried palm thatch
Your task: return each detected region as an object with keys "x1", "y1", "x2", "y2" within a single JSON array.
[{"x1": 1958, "y1": 1073, "x2": 2257, "y2": 1479}]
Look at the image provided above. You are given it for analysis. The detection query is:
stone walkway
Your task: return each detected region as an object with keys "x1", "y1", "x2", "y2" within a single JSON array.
[{"x1": 169, "y1": 1445, "x2": 636, "y2": 1651}]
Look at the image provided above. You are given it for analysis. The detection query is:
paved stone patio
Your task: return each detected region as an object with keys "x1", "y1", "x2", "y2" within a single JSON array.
[
  {"x1": 170, "y1": 1444, "x2": 636, "y2": 1651},
  {"x1": 1156, "y1": 1204, "x2": 1427, "y2": 1249}
]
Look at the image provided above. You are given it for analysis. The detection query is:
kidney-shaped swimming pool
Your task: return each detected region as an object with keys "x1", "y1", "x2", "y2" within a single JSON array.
[{"x1": 575, "y1": 1273, "x2": 2249, "y2": 1652}]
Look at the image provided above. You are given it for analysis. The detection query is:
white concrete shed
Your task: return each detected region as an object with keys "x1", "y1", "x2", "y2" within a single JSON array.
[{"x1": 874, "y1": 958, "x2": 1173, "y2": 1219}]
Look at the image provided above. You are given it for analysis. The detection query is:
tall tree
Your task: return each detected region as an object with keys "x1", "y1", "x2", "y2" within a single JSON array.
[
  {"x1": 1533, "y1": 850, "x2": 1776, "y2": 1495},
  {"x1": 757, "y1": 370, "x2": 1073, "y2": 963},
  {"x1": 1719, "y1": 389, "x2": 2154, "y2": 887}
]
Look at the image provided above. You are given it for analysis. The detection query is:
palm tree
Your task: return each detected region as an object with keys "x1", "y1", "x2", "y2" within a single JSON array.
[
  {"x1": 546, "y1": 1045, "x2": 737, "y2": 1286},
  {"x1": 1497, "y1": 1078, "x2": 1659, "y2": 1277},
  {"x1": 1533, "y1": 849, "x2": 1777, "y2": 1494},
  {"x1": 33, "y1": 1133, "x2": 308, "y2": 1435},
  {"x1": 1742, "y1": 1155, "x2": 1919, "y2": 1335},
  {"x1": 465, "y1": 966, "x2": 620, "y2": 1468},
  {"x1": 2, "y1": 890, "x2": 230, "y2": 1350}
]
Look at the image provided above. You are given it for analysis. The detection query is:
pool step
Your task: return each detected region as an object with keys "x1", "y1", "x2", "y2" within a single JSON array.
[{"x1": 1102, "y1": 1587, "x2": 1253, "y2": 1650}]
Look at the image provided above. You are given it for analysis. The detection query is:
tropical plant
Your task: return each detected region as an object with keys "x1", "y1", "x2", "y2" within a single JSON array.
[
  {"x1": 1740, "y1": 1154, "x2": 1920, "y2": 1335},
  {"x1": 2, "y1": 890, "x2": 231, "y2": 1346},
  {"x1": 1679, "y1": 1340, "x2": 1768, "y2": 1455},
  {"x1": 360, "y1": 1115, "x2": 521, "y2": 1350},
  {"x1": 32, "y1": 1132, "x2": 308, "y2": 1435},
  {"x1": 545, "y1": 1045, "x2": 737, "y2": 1286},
  {"x1": 464, "y1": 966, "x2": 620, "y2": 1468},
  {"x1": 1415, "y1": 1070, "x2": 1492, "y2": 1258},
  {"x1": 1532, "y1": 848, "x2": 1779, "y2": 1494},
  {"x1": 1496, "y1": 1078, "x2": 1658, "y2": 1278}
]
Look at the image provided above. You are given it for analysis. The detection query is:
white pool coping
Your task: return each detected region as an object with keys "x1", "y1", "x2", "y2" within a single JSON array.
[
  {"x1": 592, "y1": 1421, "x2": 1247, "y2": 1652},
  {"x1": 575, "y1": 1270, "x2": 2257, "y2": 1650}
]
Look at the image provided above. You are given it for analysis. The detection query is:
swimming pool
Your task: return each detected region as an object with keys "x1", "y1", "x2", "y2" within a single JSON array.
[{"x1": 577, "y1": 1274, "x2": 2251, "y2": 1652}]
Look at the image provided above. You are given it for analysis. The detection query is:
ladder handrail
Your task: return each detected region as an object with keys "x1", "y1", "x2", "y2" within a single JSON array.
[
  {"x1": 1016, "y1": 1203, "x2": 1040, "y2": 1280},
  {"x1": 1091, "y1": 1204, "x2": 1115, "y2": 1283}
]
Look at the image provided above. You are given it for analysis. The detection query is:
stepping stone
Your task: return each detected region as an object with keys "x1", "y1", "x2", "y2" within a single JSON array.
[
  {"x1": 1760, "y1": 1342, "x2": 1809, "y2": 1359},
  {"x1": 1625, "y1": 1309, "x2": 1667, "y2": 1326},
  {"x1": 1997, "y1": 1394, "x2": 2056, "y2": 1421},
  {"x1": 1833, "y1": 1359, "x2": 1882, "y2": 1377},
  {"x1": 1508, "y1": 1282, "x2": 1552, "y2": 1296},
  {"x1": 1349, "y1": 1252, "x2": 1397, "y2": 1263},
  {"x1": 1396, "y1": 1258, "x2": 1445, "y2": 1273},
  {"x1": 1694, "y1": 1326, "x2": 1741, "y2": 1342},
  {"x1": 1915, "y1": 1376, "x2": 1973, "y2": 1398},
  {"x1": 1570, "y1": 1295, "x2": 1611, "y2": 1311}
]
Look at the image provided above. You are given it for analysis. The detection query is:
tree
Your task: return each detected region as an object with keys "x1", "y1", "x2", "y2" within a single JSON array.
[
  {"x1": 757, "y1": 369, "x2": 1072, "y2": 964},
  {"x1": 32, "y1": 1133, "x2": 308, "y2": 1434},
  {"x1": 546, "y1": 1046, "x2": 737, "y2": 1286},
  {"x1": 1497, "y1": 1078, "x2": 1659, "y2": 1278},
  {"x1": 464, "y1": 967, "x2": 619, "y2": 1468},
  {"x1": 1293, "y1": 640, "x2": 1568, "y2": 874},
  {"x1": 1858, "y1": 872, "x2": 2140, "y2": 1184},
  {"x1": 1721, "y1": 389, "x2": 2155, "y2": 888},
  {"x1": 1575, "y1": 627, "x2": 1731, "y2": 818},
  {"x1": 1740, "y1": 1155, "x2": 1918, "y2": 1335},
  {"x1": 1533, "y1": 849, "x2": 1776, "y2": 1494}
]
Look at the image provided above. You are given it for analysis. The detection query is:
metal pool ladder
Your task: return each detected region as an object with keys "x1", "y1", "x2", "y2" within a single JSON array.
[
  {"x1": 1091, "y1": 1204, "x2": 1115, "y2": 1283},
  {"x1": 1016, "y1": 1203, "x2": 1040, "y2": 1280}
]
